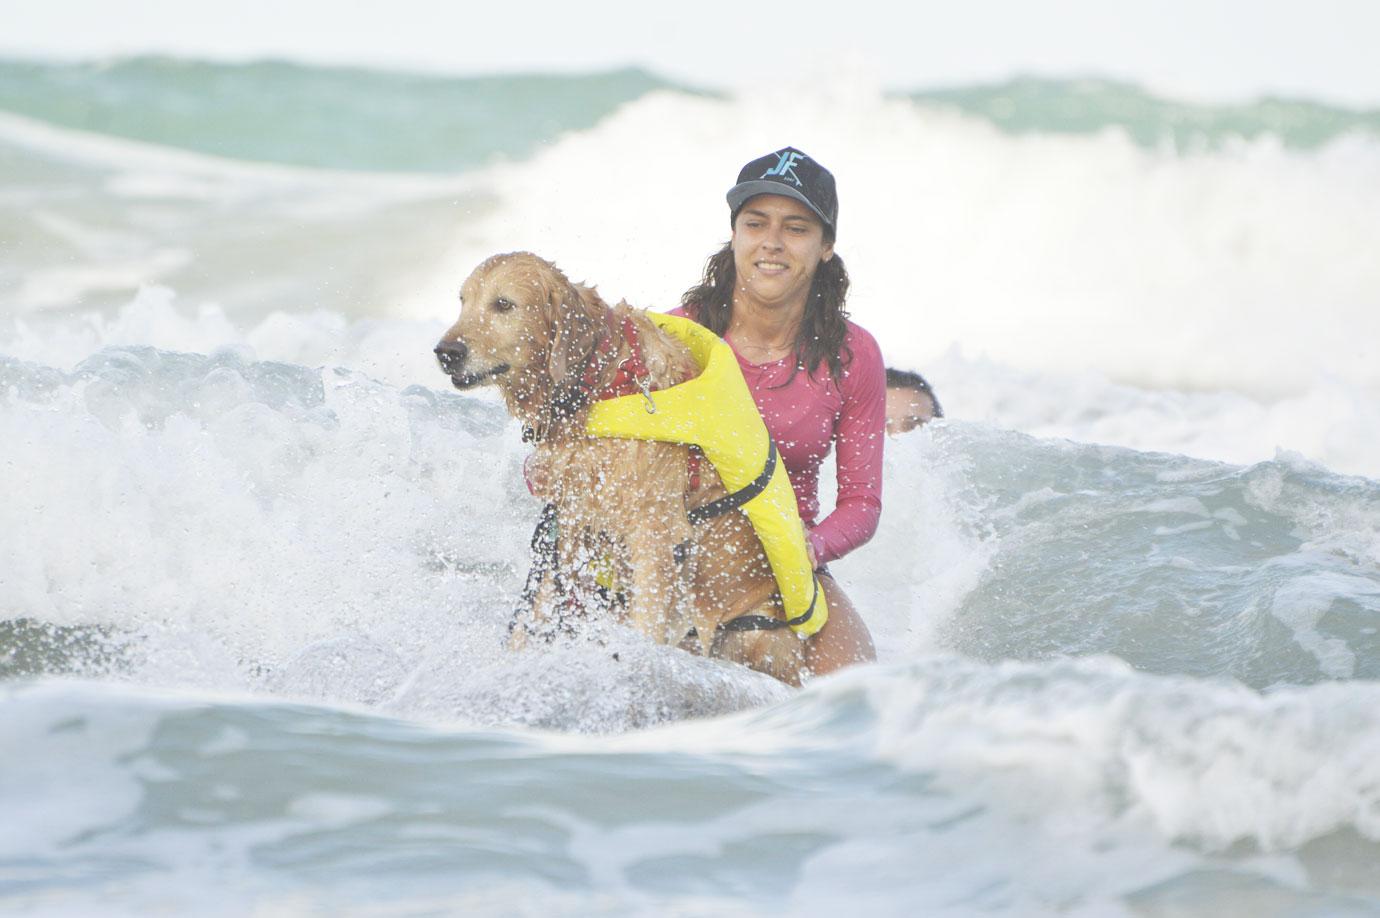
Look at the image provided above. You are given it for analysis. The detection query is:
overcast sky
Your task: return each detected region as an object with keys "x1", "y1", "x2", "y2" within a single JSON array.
[{"x1": 6, "y1": 0, "x2": 1379, "y2": 105}]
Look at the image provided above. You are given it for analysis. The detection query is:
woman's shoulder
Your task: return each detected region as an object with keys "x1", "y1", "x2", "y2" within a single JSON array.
[
  {"x1": 843, "y1": 319, "x2": 881, "y2": 350},
  {"x1": 842, "y1": 320, "x2": 884, "y2": 372},
  {"x1": 833, "y1": 320, "x2": 884, "y2": 403}
]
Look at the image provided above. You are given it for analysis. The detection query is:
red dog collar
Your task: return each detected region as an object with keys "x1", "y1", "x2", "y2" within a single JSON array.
[{"x1": 586, "y1": 314, "x2": 654, "y2": 403}]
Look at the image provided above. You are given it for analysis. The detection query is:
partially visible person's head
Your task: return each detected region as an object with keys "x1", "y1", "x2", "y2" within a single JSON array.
[
  {"x1": 885, "y1": 367, "x2": 943, "y2": 435},
  {"x1": 682, "y1": 146, "x2": 852, "y2": 384}
]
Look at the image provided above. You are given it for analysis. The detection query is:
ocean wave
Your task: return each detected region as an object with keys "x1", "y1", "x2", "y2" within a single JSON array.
[
  {"x1": 401, "y1": 87, "x2": 1380, "y2": 409},
  {"x1": 3, "y1": 56, "x2": 1375, "y2": 175},
  {"x1": 6, "y1": 54, "x2": 1380, "y2": 916},
  {"x1": 5, "y1": 71, "x2": 1379, "y2": 424},
  {"x1": 0, "y1": 55, "x2": 695, "y2": 172},
  {"x1": 2, "y1": 343, "x2": 1376, "y2": 697},
  {"x1": 911, "y1": 77, "x2": 1380, "y2": 152},
  {"x1": 906, "y1": 425, "x2": 1380, "y2": 687},
  {"x1": 4, "y1": 338, "x2": 1380, "y2": 913},
  {"x1": 5, "y1": 660, "x2": 1380, "y2": 914}
]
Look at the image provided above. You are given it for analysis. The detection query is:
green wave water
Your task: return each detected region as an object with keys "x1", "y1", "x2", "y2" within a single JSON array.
[
  {"x1": 3, "y1": 56, "x2": 1376, "y2": 178},
  {"x1": 0, "y1": 55, "x2": 697, "y2": 172},
  {"x1": 911, "y1": 76, "x2": 1380, "y2": 150}
]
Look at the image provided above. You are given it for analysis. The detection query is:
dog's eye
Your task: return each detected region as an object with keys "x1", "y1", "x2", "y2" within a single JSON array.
[{"x1": 492, "y1": 297, "x2": 515, "y2": 313}]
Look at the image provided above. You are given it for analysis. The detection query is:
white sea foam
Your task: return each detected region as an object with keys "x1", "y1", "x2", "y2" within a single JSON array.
[
  {"x1": 828, "y1": 425, "x2": 995, "y2": 658},
  {"x1": 0, "y1": 341, "x2": 979, "y2": 725},
  {"x1": 9, "y1": 659, "x2": 1380, "y2": 916},
  {"x1": 0, "y1": 286, "x2": 445, "y2": 388},
  {"x1": 403, "y1": 89, "x2": 1380, "y2": 398},
  {"x1": 600, "y1": 654, "x2": 1380, "y2": 855},
  {"x1": 0, "y1": 352, "x2": 527, "y2": 684},
  {"x1": 5, "y1": 84, "x2": 1380, "y2": 476},
  {"x1": 7, "y1": 289, "x2": 1380, "y2": 479},
  {"x1": 407, "y1": 88, "x2": 1379, "y2": 477}
]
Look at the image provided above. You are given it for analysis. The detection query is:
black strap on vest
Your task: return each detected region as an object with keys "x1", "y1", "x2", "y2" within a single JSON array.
[
  {"x1": 516, "y1": 438, "x2": 817, "y2": 637},
  {"x1": 697, "y1": 576, "x2": 821, "y2": 635},
  {"x1": 783, "y1": 576, "x2": 820, "y2": 628},
  {"x1": 685, "y1": 438, "x2": 820, "y2": 632},
  {"x1": 687, "y1": 441, "x2": 779, "y2": 525},
  {"x1": 716, "y1": 614, "x2": 788, "y2": 632}
]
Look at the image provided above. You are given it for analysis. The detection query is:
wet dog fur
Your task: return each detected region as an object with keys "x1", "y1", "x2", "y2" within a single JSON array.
[{"x1": 435, "y1": 252, "x2": 806, "y2": 683}]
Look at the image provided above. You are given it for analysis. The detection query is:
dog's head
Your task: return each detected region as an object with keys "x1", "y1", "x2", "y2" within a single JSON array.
[{"x1": 435, "y1": 253, "x2": 605, "y2": 409}]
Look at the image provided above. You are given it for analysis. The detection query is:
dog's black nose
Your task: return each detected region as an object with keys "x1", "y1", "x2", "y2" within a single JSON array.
[{"x1": 434, "y1": 340, "x2": 468, "y2": 374}]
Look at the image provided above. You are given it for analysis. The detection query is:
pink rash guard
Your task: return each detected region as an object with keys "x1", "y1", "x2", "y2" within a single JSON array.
[{"x1": 670, "y1": 306, "x2": 886, "y2": 565}]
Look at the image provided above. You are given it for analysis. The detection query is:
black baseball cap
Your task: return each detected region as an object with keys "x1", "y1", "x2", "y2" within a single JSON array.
[{"x1": 726, "y1": 146, "x2": 838, "y2": 232}]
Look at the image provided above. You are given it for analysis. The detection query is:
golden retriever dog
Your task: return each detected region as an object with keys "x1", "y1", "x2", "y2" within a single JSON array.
[{"x1": 434, "y1": 252, "x2": 806, "y2": 684}]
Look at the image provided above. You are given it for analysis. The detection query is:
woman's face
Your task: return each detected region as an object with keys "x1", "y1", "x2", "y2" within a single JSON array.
[{"x1": 730, "y1": 194, "x2": 834, "y2": 313}]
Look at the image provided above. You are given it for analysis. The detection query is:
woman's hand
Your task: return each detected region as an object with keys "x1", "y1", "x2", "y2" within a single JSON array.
[{"x1": 803, "y1": 522, "x2": 818, "y2": 570}]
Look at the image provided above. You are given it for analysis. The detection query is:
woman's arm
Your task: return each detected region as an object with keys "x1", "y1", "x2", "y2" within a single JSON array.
[{"x1": 807, "y1": 326, "x2": 886, "y2": 565}]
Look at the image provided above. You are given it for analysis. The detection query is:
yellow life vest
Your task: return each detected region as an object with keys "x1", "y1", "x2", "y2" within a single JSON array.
[{"x1": 585, "y1": 313, "x2": 828, "y2": 637}]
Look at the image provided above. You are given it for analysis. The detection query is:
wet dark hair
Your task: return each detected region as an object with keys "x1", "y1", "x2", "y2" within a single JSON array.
[
  {"x1": 680, "y1": 212, "x2": 852, "y2": 386},
  {"x1": 885, "y1": 367, "x2": 943, "y2": 419}
]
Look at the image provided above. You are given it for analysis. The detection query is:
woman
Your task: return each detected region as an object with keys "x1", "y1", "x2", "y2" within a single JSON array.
[{"x1": 673, "y1": 146, "x2": 884, "y2": 676}]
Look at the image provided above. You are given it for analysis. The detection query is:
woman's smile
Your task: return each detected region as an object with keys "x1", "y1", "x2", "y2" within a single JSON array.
[{"x1": 731, "y1": 194, "x2": 834, "y2": 312}]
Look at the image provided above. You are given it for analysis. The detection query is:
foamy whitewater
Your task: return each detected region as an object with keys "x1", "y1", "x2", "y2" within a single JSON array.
[{"x1": 2, "y1": 58, "x2": 1380, "y2": 916}]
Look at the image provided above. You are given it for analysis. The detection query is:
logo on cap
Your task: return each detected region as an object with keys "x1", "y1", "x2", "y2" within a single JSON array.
[{"x1": 761, "y1": 150, "x2": 805, "y2": 187}]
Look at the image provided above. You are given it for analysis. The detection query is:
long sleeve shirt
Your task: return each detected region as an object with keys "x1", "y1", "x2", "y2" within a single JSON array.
[{"x1": 671, "y1": 306, "x2": 885, "y2": 565}]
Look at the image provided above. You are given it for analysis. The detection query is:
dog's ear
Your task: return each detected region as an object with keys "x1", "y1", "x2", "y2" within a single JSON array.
[{"x1": 545, "y1": 280, "x2": 603, "y2": 413}]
